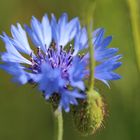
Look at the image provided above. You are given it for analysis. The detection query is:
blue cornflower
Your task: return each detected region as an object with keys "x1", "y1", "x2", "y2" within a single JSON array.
[{"x1": 0, "y1": 13, "x2": 122, "y2": 112}]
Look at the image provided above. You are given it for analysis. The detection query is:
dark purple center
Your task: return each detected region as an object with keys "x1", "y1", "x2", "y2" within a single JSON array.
[{"x1": 28, "y1": 43, "x2": 75, "y2": 79}]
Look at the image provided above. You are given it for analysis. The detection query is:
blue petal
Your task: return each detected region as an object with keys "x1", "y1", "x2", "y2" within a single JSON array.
[
  {"x1": 95, "y1": 71, "x2": 121, "y2": 81},
  {"x1": 31, "y1": 16, "x2": 44, "y2": 46},
  {"x1": 0, "y1": 63, "x2": 28, "y2": 84},
  {"x1": 71, "y1": 81, "x2": 85, "y2": 91},
  {"x1": 51, "y1": 13, "x2": 79, "y2": 47},
  {"x1": 94, "y1": 52, "x2": 122, "y2": 85},
  {"x1": 0, "y1": 33, "x2": 32, "y2": 64},
  {"x1": 24, "y1": 25, "x2": 39, "y2": 47},
  {"x1": 63, "y1": 17, "x2": 79, "y2": 46},
  {"x1": 42, "y1": 14, "x2": 52, "y2": 49},
  {"x1": 73, "y1": 27, "x2": 88, "y2": 56},
  {"x1": 95, "y1": 48, "x2": 119, "y2": 62},
  {"x1": 36, "y1": 63, "x2": 65, "y2": 98},
  {"x1": 11, "y1": 23, "x2": 32, "y2": 55},
  {"x1": 95, "y1": 60, "x2": 122, "y2": 72},
  {"x1": 68, "y1": 57, "x2": 87, "y2": 90},
  {"x1": 1, "y1": 53, "x2": 31, "y2": 64},
  {"x1": 51, "y1": 14, "x2": 59, "y2": 46},
  {"x1": 59, "y1": 89, "x2": 85, "y2": 112},
  {"x1": 25, "y1": 15, "x2": 52, "y2": 52},
  {"x1": 58, "y1": 13, "x2": 68, "y2": 29},
  {"x1": 101, "y1": 36, "x2": 112, "y2": 48},
  {"x1": 93, "y1": 28, "x2": 105, "y2": 48},
  {"x1": 93, "y1": 28, "x2": 104, "y2": 37}
]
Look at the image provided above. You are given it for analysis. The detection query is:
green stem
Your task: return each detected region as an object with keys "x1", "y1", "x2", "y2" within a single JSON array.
[
  {"x1": 86, "y1": 1, "x2": 96, "y2": 94},
  {"x1": 55, "y1": 109, "x2": 63, "y2": 140},
  {"x1": 87, "y1": 23, "x2": 95, "y2": 92},
  {"x1": 127, "y1": 0, "x2": 140, "y2": 71}
]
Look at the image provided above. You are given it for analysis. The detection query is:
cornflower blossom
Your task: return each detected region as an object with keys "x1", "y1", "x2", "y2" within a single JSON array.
[{"x1": 0, "y1": 13, "x2": 122, "y2": 112}]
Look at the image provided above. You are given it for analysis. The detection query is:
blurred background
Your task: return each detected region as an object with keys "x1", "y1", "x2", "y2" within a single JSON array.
[{"x1": 0, "y1": 0, "x2": 139, "y2": 140}]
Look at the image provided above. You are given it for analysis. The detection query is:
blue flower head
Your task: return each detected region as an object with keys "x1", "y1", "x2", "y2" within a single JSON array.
[{"x1": 0, "y1": 13, "x2": 122, "y2": 112}]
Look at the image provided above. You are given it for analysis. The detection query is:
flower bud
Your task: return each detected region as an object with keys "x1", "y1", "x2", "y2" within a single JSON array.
[{"x1": 72, "y1": 90, "x2": 105, "y2": 136}]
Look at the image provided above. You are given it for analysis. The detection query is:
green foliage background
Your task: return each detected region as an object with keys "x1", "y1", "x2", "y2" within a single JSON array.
[{"x1": 0, "y1": 0, "x2": 139, "y2": 140}]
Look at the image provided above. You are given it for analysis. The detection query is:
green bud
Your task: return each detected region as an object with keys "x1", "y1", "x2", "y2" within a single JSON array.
[{"x1": 72, "y1": 90, "x2": 105, "y2": 136}]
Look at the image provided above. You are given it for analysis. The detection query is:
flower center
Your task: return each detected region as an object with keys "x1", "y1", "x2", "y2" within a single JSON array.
[{"x1": 29, "y1": 43, "x2": 75, "y2": 79}]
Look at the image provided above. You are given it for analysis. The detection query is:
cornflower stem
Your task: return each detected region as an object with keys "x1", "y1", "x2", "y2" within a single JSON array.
[
  {"x1": 86, "y1": 1, "x2": 96, "y2": 97},
  {"x1": 127, "y1": 0, "x2": 140, "y2": 71},
  {"x1": 54, "y1": 109, "x2": 63, "y2": 140},
  {"x1": 87, "y1": 22, "x2": 95, "y2": 92}
]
